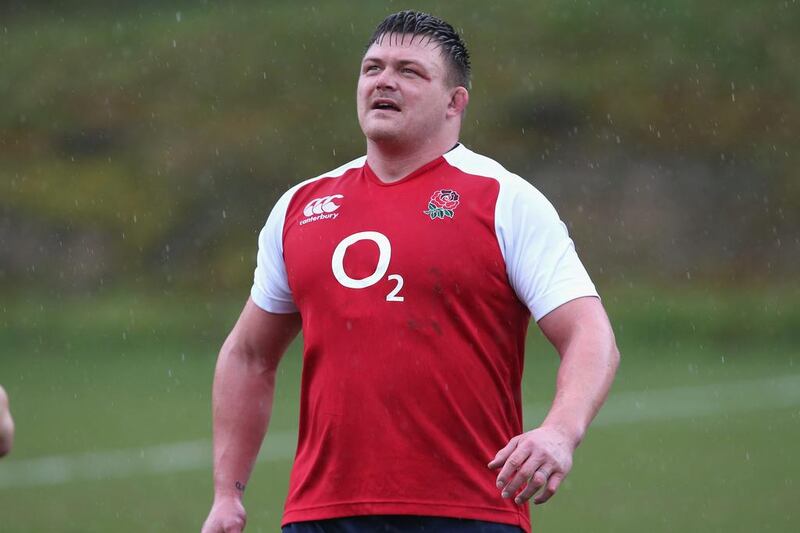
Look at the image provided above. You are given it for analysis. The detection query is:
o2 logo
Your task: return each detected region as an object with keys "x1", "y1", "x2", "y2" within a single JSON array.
[{"x1": 331, "y1": 231, "x2": 404, "y2": 302}]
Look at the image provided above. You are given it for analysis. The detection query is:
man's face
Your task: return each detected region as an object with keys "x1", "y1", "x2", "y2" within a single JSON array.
[{"x1": 357, "y1": 33, "x2": 457, "y2": 148}]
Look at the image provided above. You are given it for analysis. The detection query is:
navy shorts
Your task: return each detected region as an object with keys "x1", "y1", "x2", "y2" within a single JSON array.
[{"x1": 282, "y1": 515, "x2": 524, "y2": 532}]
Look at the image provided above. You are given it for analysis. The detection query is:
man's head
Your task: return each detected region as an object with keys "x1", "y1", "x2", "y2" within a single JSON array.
[
  {"x1": 366, "y1": 11, "x2": 471, "y2": 90},
  {"x1": 357, "y1": 11, "x2": 471, "y2": 152}
]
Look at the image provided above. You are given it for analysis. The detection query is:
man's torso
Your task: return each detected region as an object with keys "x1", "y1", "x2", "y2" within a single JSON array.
[{"x1": 252, "y1": 144, "x2": 598, "y2": 532}]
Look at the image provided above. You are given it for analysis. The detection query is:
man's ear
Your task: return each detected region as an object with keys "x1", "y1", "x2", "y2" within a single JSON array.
[{"x1": 448, "y1": 87, "x2": 469, "y2": 116}]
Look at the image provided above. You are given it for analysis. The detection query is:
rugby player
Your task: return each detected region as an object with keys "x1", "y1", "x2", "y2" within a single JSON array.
[{"x1": 202, "y1": 10, "x2": 619, "y2": 533}]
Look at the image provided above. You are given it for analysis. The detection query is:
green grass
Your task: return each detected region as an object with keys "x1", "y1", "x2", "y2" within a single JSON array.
[{"x1": 0, "y1": 286, "x2": 798, "y2": 532}]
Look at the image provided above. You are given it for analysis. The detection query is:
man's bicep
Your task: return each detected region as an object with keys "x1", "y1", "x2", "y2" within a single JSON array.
[
  {"x1": 536, "y1": 296, "x2": 611, "y2": 356},
  {"x1": 498, "y1": 177, "x2": 597, "y2": 321},
  {"x1": 225, "y1": 298, "x2": 302, "y2": 369},
  {"x1": 251, "y1": 187, "x2": 299, "y2": 314}
]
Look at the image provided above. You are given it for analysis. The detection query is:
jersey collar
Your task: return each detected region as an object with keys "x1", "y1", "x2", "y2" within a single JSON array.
[{"x1": 363, "y1": 146, "x2": 460, "y2": 187}]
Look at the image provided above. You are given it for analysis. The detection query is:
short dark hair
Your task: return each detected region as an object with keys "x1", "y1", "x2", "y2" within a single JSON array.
[{"x1": 366, "y1": 10, "x2": 471, "y2": 89}]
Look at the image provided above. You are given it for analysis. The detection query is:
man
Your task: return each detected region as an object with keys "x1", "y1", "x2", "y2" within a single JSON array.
[
  {"x1": 0, "y1": 385, "x2": 14, "y2": 457},
  {"x1": 202, "y1": 10, "x2": 619, "y2": 533}
]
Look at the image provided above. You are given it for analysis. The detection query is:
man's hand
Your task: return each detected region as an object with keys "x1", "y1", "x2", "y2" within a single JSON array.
[
  {"x1": 0, "y1": 385, "x2": 14, "y2": 457},
  {"x1": 201, "y1": 497, "x2": 247, "y2": 533},
  {"x1": 488, "y1": 426, "x2": 576, "y2": 505}
]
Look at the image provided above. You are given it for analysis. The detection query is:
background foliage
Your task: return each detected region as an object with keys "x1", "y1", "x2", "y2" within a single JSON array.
[{"x1": 2, "y1": 0, "x2": 798, "y2": 291}]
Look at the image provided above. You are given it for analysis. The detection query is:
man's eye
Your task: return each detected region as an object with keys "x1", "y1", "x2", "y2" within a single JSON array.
[
  {"x1": 365, "y1": 65, "x2": 380, "y2": 73},
  {"x1": 402, "y1": 68, "x2": 417, "y2": 75}
]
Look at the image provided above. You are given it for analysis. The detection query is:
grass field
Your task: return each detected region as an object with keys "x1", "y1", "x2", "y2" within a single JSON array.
[{"x1": 1, "y1": 284, "x2": 798, "y2": 532}]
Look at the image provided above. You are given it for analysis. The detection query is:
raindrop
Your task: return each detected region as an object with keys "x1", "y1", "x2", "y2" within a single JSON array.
[{"x1": 176, "y1": 12, "x2": 182, "y2": 23}]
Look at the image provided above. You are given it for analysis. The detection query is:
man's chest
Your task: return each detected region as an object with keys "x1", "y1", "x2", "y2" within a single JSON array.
[{"x1": 281, "y1": 169, "x2": 510, "y2": 312}]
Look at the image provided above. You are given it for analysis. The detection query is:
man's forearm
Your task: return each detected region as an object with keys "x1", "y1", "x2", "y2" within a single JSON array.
[
  {"x1": 202, "y1": 304, "x2": 299, "y2": 532},
  {"x1": 540, "y1": 326, "x2": 620, "y2": 446},
  {"x1": 490, "y1": 300, "x2": 620, "y2": 505},
  {"x1": 211, "y1": 345, "x2": 277, "y2": 500}
]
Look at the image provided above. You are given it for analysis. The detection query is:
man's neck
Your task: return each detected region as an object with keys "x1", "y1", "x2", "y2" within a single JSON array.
[{"x1": 366, "y1": 136, "x2": 459, "y2": 183}]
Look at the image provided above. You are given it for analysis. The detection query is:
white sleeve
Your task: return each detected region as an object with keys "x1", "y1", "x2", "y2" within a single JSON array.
[
  {"x1": 496, "y1": 174, "x2": 598, "y2": 321},
  {"x1": 250, "y1": 188, "x2": 298, "y2": 314}
]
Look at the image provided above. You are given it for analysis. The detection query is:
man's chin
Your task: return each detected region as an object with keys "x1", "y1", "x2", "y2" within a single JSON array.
[{"x1": 364, "y1": 126, "x2": 406, "y2": 145}]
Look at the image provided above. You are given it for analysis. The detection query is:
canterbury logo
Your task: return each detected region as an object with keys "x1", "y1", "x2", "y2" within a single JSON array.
[{"x1": 303, "y1": 195, "x2": 344, "y2": 217}]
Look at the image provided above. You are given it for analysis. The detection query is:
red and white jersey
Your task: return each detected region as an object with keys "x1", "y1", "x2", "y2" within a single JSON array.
[{"x1": 251, "y1": 144, "x2": 598, "y2": 532}]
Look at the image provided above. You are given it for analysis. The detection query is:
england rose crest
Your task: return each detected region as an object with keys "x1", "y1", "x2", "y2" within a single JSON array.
[{"x1": 424, "y1": 189, "x2": 460, "y2": 220}]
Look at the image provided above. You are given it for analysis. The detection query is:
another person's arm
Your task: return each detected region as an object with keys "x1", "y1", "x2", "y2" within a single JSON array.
[
  {"x1": 201, "y1": 298, "x2": 301, "y2": 533},
  {"x1": 0, "y1": 384, "x2": 14, "y2": 457},
  {"x1": 489, "y1": 296, "x2": 620, "y2": 505}
]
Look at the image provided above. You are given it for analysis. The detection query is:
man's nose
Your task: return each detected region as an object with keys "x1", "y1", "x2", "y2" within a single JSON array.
[{"x1": 375, "y1": 68, "x2": 397, "y2": 90}]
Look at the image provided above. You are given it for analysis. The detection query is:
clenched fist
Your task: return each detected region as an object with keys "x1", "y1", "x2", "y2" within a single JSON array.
[{"x1": 201, "y1": 497, "x2": 247, "y2": 533}]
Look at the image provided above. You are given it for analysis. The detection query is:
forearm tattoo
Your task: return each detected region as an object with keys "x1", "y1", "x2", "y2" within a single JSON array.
[{"x1": 235, "y1": 480, "x2": 246, "y2": 493}]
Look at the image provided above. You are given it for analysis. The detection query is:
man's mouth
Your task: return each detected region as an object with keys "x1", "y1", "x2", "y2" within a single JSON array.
[{"x1": 371, "y1": 99, "x2": 401, "y2": 112}]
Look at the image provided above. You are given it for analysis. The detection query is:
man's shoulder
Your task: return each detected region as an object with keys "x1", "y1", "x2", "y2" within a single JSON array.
[
  {"x1": 292, "y1": 155, "x2": 367, "y2": 193},
  {"x1": 311, "y1": 154, "x2": 368, "y2": 180},
  {"x1": 271, "y1": 155, "x2": 367, "y2": 213},
  {"x1": 445, "y1": 145, "x2": 544, "y2": 199}
]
